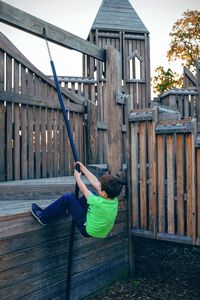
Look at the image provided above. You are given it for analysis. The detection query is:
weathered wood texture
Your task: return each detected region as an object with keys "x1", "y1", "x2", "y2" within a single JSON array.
[
  {"x1": 159, "y1": 89, "x2": 198, "y2": 119},
  {"x1": 0, "y1": 0, "x2": 105, "y2": 61},
  {"x1": 0, "y1": 177, "x2": 128, "y2": 300},
  {"x1": 0, "y1": 34, "x2": 85, "y2": 181},
  {"x1": 84, "y1": 27, "x2": 150, "y2": 168},
  {"x1": 128, "y1": 108, "x2": 199, "y2": 246}
]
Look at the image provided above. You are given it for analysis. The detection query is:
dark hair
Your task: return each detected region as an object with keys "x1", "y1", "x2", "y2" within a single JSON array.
[{"x1": 100, "y1": 174, "x2": 123, "y2": 199}]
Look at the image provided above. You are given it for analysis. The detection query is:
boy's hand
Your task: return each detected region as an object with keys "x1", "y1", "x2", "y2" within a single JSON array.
[
  {"x1": 74, "y1": 169, "x2": 81, "y2": 181},
  {"x1": 74, "y1": 161, "x2": 84, "y2": 172}
]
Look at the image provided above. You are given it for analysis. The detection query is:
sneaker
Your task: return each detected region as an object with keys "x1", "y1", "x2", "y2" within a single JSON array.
[{"x1": 31, "y1": 203, "x2": 46, "y2": 226}]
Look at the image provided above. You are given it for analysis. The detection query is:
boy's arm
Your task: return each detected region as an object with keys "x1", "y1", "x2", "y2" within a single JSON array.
[
  {"x1": 76, "y1": 162, "x2": 100, "y2": 191},
  {"x1": 74, "y1": 170, "x2": 91, "y2": 198}
]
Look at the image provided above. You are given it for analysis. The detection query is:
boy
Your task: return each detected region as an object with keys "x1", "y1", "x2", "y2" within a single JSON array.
[{"x1": 31, "y1": 162, "x2": 123, "y2": 238}]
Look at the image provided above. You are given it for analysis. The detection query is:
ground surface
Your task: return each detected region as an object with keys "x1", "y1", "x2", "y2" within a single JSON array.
[{"x1": 86, "y1": 238, "x2": 200, "y2": 300}]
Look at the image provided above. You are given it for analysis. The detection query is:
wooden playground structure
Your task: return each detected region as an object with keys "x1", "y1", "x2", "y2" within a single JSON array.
[{"x1": 0, "y1": 0, "x2": 200, "y2": 299}]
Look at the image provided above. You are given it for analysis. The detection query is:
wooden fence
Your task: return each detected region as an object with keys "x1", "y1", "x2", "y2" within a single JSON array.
[
  {"x1": 0, "y1": 33, "x2": 85, "y2": 182},
  {"x1": 128, "y1": 108, "x2": 200, "y2": 246},
  {"x1": 159, "y1": 89, "x2": 198, "y2": 119}
]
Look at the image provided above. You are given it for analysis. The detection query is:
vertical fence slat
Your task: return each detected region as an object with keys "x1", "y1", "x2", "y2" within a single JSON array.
[
  {"x1": 176, "y1": 134, "x2": 184, "y2": 236},
  {"x1": 63, "y1": 123, "x2": 69, "y2": 175},
  {"x1": 14, "y1": 60, "x2": 19, "y2": 93},
  {"x1": 6, "y1": 54, "x2": 12, "y2": 92},
  {"x1": 35, "y1": 107, "x2": 41, "y2": 179},
  {"x1": 186, "y1": 124, "x2": 197, "y2": 244},
  {"x1": 41, "y1": 107, "x2": 47, "y2": 178},
  {"x1": 147, "y1": 120, "x2": 156, "y2": 233},
  {"x1": 157, "y1": 134, "x2": 165, "y2": 233},
  {"x1": 176, "y1": 134, "x2": 185, "y2": 235},
  {"x1": 59, "y1": 113, "x2": 64, "y2": 176},
  {"x1": 47, "y1": 108, "x2": 53, "y2": 178},
  {"x1": 28, "y1": 106, "x2": 34, "y2": 179},
  {"x1": 139, "y1": 122, "x2": 147, "y2": 230},
  {"x1": 197, "y1": 148, "x2": 200, "y2": 242},
  {"x1": 6, "y1": 103, "x2": 13, "y2": 180},
  {"x1": 53, "y1": 109, "x2": 58, "y2": 177},
  {"x1": 14, "y1": 103, "x2": 20, "y2": 180},
  {"x1": 186, "y1": 134, "x2": 193, "y2": 237},
  {"x1": 131, "y1": 122, "x2": 139, "y2": 228},
  {"x1": 167, "y1": 134, "x2": 175, "y2": 234},
  {"x1": 21, "y1": 104, "x2": 27, "y2": 179},
  {"x1": 0, "y1": 102, "x2": 5, "y2": 181}
]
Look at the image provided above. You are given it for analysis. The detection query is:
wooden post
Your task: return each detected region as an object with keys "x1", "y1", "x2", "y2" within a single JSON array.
[
  {"x1": 105, "y1": 45, "x2": 122, "y2": 174},
  {"x1": 196, "y1": 60, "x2": 200, "y2": 126},
  {"x1": 125, "y1": 95, "x2": 135, "y2": 278}
]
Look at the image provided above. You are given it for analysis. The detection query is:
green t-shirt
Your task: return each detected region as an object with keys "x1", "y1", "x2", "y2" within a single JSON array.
[{"x1": 86, "y1": 193, "x2": 118, "y2": 238}]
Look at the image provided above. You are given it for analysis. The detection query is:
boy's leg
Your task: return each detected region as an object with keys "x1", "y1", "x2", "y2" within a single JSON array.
[{"x1": 32, "y1": 192, "x2": 89, "y2": 235}]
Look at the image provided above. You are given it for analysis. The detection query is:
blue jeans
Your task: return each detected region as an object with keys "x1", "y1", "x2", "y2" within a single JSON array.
[{"x1": 40, "y1": 192, "x2": 91, "y2": 237}]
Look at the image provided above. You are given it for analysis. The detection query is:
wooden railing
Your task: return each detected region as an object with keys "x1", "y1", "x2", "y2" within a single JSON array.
[
  {"x1": 128, "y1": 108, "x2": 200, "y2": 246},
  {"x1": 159, "y1": 89, "x2": 198, "y2": 119},
  {"x1": 0, "y1": 33, "x2": 85, "y2": 181}
]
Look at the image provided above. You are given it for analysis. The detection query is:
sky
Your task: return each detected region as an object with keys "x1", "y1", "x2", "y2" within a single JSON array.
[{"x1": 1, "y1": 0, "x2": 200, "y2": 87}]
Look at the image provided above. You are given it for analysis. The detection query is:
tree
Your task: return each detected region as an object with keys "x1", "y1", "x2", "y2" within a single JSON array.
[
  {"x1": 167, "y1": 10, "x2": 200, "y2": 72},
  {"x1": 153, "y1": 66, "x2": 183, "y2": 94}
]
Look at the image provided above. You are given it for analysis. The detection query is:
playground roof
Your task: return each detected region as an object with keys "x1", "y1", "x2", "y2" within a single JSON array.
[{"x1": 91, "y1": 0, "x2": 149, "y2": 33}]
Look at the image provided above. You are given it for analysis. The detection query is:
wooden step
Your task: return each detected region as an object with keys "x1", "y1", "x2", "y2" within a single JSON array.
[{"x1": 0, "y1": 176, "x2": 90, "y2": 200}]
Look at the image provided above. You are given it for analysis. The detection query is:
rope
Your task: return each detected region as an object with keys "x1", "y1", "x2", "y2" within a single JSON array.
[{"x1": 43, "y1": 28, "x2": 79, "y2": 300}]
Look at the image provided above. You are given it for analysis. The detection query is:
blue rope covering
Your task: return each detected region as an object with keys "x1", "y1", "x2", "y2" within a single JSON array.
[
  {"x1": 50, "y1": 60, "x2": 79, "y2": 163},
  {"x1": 49, "y1": 59, "x2": 79, "y2": 300}
]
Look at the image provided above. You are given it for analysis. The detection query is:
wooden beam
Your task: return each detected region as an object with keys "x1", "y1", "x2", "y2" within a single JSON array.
[{"x1": 0, "y1": 0, "x2": 105, "y2": 61}]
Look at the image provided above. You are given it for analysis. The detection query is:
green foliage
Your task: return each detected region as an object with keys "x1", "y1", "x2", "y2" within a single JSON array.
[
  {"x1": 153, "y1": 66, "x2": 183, "y2": 95},
  {"x1": 167, "y1": 10, "x2": 200, "y2": 71},
  {"x1": 153, "y1": 10, "x2": 199, "y2": 95}
]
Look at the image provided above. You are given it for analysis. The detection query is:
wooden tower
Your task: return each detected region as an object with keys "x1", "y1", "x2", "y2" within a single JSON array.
[
  {"x1": 84, "y1": 0, "x2": 150, "y2": 107},
  {"x1": 83, "y1": 0, "x2": 150, "y2": 166}
]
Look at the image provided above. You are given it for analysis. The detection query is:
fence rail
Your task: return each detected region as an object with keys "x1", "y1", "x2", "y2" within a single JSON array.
[
  {"x1": 128, "y1": 108, "x2": 199, "y2": 245},
  {"x1": 0, "y1": 35, "x2": 85, "y2": 182},
  {"x1": 159, "y1": 89, "x2": 198, "y2": 119}
]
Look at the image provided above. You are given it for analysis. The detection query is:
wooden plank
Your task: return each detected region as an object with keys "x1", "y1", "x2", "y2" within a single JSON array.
[
  {"x1": 14, "y1": 103, "x2": 20, "y2": 180},
  {"x1": 21, "y1": 64, "x2": 27, "y2": 95},
  {"x1": 21, "y1": 104, "x2": 27, "y2": 179},
  {"x1": 186, "y1": 134, "x2": 193, "y2": 237},
  {"x1": 131, "y1": 122, "x2": 139, "y2": 228},
  {"x1": 13, "y1": 59, "x2": 19, "y2": 93},
  {"x1": 157, "y1": 135, "x2": 165, "y2": 232},
  {"x1": 28, "y1": 106, "x2": 34, "y2": 179},
  {"x1": 0, "y1": 49, "x2": 4, "y2": 91},
  {"x1": 105, "y1": 46, "x2": 122, "y2": 174},
  {"x1": 0, "y1": 91, "x2": 84, "y2": 113},
  {"x1": 166, "y1": 134, "x2": 175, "y2": 234},
  {"x1": 47, "y1": 108, "x2": 53, "y2": 177},
  {"x1": 0, "y1": 1, "x2": 105, "y2": 61},
  {"x1": 147, "y1": 120, "x2": 156, "y2": 233},
  {"x1": 35, "y1": 106, "x2": 41, "y2": 178},
  {"x1": 0, "y1": 101, "x2": 5, "y2": 181},
  {"x1": 53, "y1": 109, "x2": 58, "y2": 176},
  {"x1": 6, "y1": 53, "x2": 12, "y2": 92},
  {"x1": 6, "y1": 102, "x2": 13, "y2": 180},
  {"x1": 139, "y1": 121, "x2": 147, "y2": 229},
  {"x1": 197, "y1": 148, "x2": 200, "y2": 240},
  {"x1": 58, "y1": 116, "x2": 64, "y2": 176},
  {"x1": 41, "y1": 107, "x2": 47, "y2": 178},
  {"x1": 176, "y1": 134, "x2": 185, "y2": 236},
  {"x1": 0, "y1": 33, "x2": 88, "y2": 106}
]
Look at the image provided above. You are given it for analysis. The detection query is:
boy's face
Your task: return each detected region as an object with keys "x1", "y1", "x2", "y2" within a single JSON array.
[{"x1": 98, "y1": 182, "x2": 108, "y2": 198}]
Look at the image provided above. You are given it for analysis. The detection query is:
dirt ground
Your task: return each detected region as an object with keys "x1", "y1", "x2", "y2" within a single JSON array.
[{"x1": 87, "y1": 238, "x2": 200, "y2": 300}]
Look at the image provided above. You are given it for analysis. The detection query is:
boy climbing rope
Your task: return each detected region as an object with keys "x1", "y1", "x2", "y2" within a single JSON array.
[{"x1": 31, "y1": 162, "x2": 123, "y2": 238}]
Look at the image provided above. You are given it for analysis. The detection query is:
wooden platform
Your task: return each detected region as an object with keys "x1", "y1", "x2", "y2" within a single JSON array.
[
  {"x1": 0, "y1": 176, "x2": 82, "y2": 217},
  {"x1": 0, "y1": 177, "x2": 129, "y2": 300}
]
